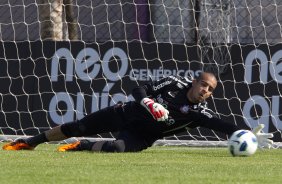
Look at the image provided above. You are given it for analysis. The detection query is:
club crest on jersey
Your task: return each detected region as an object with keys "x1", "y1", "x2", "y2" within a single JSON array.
[{"x1": 180, "y1": 105, "x2": 189, "y2": 114}]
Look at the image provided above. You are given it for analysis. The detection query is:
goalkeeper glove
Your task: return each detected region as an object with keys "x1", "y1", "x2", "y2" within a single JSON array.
[
  {"x1": 252, "y1": 124, "x2": 274, "y2": 149},
  {"x1": 140, "y1": 98, "x2": 169, "y2": 122}
]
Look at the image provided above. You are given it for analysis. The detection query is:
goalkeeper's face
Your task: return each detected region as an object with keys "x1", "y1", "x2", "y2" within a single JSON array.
[{"x1": 188, "y1": 73, "x2": 217, "y2": 103}]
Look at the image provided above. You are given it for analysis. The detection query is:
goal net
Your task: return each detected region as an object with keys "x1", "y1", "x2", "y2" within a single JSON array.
[{"x1": 0, "y1": 0, "x2": 282, "y2": 147}]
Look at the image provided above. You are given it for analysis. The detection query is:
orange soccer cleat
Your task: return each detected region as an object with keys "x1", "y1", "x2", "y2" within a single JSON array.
[
  {"x1": 2, "y1": 139, "x2": 34, "y2": 151},
  {"x1": 57, "y1": 141, "x2": 82, "y2": 152}
]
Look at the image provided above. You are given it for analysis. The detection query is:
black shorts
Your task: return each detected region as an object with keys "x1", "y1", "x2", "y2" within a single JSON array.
[
  {"x1": 106, "y1": 130, "x2": 155, "y2": 152},
  {"x1": 76, "y1": 102, "x2": 158, "y2": 151}
]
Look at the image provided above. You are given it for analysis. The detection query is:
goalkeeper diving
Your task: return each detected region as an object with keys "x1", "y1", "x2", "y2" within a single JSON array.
[{"x1": 3, "y1": 72, "x2": 273, "y2": 152}]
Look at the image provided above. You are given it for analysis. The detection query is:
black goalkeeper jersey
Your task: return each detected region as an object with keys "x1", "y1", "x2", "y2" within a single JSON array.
[{"x1": 124, "y1": 75, "x2": 239, "y2": 138}]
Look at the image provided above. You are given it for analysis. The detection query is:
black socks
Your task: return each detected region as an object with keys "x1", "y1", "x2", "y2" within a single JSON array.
[
  {"x1": 79, "y1": 140, "x2": 95, "y2": 151},
  {"x1": 25, "y1": 133, "x2": 48, "y2": 147}
]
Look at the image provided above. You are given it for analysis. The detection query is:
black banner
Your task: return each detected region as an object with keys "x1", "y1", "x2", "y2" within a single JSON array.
[{"x1": 0, "y1": 41, "x2": 281, "y2": 141}]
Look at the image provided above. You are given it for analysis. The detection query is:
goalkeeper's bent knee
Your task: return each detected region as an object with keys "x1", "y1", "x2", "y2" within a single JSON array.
[{"x1": 60, "y1": 122, "x2": 86, "y2": 137}]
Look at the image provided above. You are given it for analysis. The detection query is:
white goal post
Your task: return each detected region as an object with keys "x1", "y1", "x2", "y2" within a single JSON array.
[{"x1": 0, "y1": 0, "x2": 281, "y2": 147}]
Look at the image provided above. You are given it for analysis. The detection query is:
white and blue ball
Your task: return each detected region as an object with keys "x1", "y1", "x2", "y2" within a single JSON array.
[{"x1": 228, "y1": 130, "x2": 258, "y2": 156}]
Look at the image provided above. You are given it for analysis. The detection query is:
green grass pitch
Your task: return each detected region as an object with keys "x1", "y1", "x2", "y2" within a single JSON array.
[{"x1": 1, "y1": 143, "x2": 282, "y2": 184}]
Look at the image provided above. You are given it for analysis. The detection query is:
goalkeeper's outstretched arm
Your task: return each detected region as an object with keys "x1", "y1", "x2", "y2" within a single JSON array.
[{"x1": 194, "y1": 111, "x2": 274, "y2": 148}]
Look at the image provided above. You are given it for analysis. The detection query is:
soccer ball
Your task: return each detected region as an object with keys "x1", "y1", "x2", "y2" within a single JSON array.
[{"x1": 228, "y1": 130, "x2": 258, "y2": 156}]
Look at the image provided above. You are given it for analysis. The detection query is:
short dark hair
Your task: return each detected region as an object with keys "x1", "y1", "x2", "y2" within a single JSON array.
[{"x1": 195, "y1": 72, "x2": 217, "y2": 81}]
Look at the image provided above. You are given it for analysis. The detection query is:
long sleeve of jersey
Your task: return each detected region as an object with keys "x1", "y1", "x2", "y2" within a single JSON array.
[{"x1": 188, "y1": 111, "x2": 240, "y2": 136}]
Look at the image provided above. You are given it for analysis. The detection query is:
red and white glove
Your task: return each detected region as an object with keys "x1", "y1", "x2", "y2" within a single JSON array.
[{"x1": 140, "y1": 98, "x2": 169, "y2": 122}]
